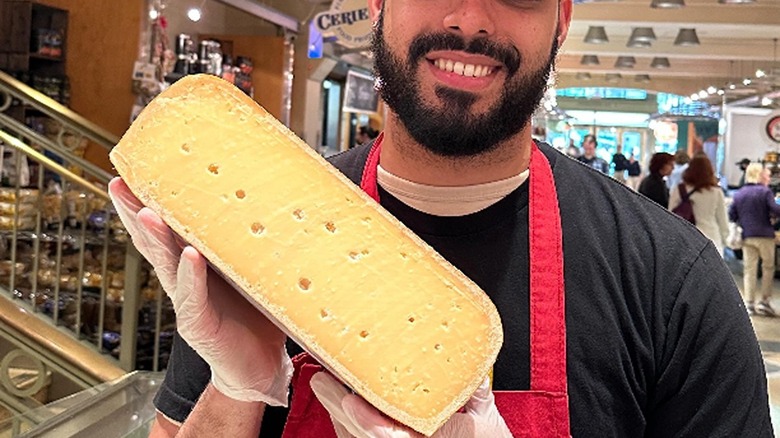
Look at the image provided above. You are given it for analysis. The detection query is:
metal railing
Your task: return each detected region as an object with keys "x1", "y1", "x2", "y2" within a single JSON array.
[{"x1": 0, "y1": 70, "x2": 172, "y2": 397}]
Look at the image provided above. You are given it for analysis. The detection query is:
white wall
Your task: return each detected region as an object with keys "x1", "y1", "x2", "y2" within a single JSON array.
[{"x1": 724, "y1": 107, "x2": 780, "y2": 187}]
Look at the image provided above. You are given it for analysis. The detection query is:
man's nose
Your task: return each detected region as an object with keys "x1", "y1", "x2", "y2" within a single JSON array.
[{"x1": 442, "y1": 0, "x2": 496, "y2": 39}]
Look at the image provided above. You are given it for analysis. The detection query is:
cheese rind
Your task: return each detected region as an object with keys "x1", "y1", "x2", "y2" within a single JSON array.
[{"x1": 110, "y1": 74, "x2": 503, "y2": 436}]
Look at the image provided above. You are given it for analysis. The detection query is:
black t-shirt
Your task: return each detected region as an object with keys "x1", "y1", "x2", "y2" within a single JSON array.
[
  {"x1": 638, "y1": 173, "x2": 670, "y2": 208},
  {"x1": 154, "y1": 142, "x2": 772, "y2": 437},
  {"x1": 612, "y1": 153, "x2": 628, "y2": 171}
]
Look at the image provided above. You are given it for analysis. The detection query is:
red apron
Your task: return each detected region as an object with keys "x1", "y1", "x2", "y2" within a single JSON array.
[{"x1": 282, "y1": 135, "x2": 570, "y2": 437}]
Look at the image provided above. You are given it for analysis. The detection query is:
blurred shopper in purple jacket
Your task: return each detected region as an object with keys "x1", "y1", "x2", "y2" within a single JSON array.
[{"x1": 729, "y1": 163, "x2": 780, "y2": 316}]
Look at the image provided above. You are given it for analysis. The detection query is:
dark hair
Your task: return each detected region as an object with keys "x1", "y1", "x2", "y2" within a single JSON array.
[
  {"x1": 583, "y1": 134, "x2": 597, "y2": 146},
  {"x1": 648, "y1": 152, "x2": 674, "y2": 175},
  {"x1": 682, "y1": 155, "x2": 719, "y2": 190},
  {"x1": 359, "y1": 126, "x2": 379, "y2": 139}
]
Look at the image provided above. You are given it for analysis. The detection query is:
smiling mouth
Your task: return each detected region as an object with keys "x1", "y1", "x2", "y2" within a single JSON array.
[{"x1": 430, "y1": 59, "x2": 498, "y2": 78}]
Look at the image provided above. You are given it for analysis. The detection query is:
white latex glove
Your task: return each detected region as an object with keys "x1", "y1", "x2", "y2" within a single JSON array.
[
  {"x1": 310, "y1": 373, "x2": 512, "y2": 438},
  {"x1": 109, "y1": 178, "x2": 293, "y2": 405}
]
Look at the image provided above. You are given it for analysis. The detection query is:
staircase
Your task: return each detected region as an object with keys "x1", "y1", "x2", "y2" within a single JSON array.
[{"x1": 0, "y1": 69, "x2": 170, "y2": 433}]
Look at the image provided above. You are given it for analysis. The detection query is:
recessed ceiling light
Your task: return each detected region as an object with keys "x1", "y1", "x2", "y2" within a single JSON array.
[
  {"x1": 615, "y1": 56, "x2": 637, "y2": 68},
  {"x1": 580, "y1": 55, "x2": 600, "y2": 66},
  {"x1": 584, "y1": 26, "x2": 609, "y2": 44},
  {"x1": 674, "y1": 29, "x2": 700, "y2": 46},
  {"x1": 650, "y1": 57, "x2": 671, "y2": 69},
  {"x1": 651, "y1": 0, "x2": 685, "y2": 8},
  {"x1": 187, "y1": 7, "x2": 202, "y2": 22}
]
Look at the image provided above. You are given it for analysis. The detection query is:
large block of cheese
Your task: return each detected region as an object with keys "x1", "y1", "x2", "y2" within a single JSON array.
[{"x1": 110, "y1": 74, "x2": 502, "y2": 436}]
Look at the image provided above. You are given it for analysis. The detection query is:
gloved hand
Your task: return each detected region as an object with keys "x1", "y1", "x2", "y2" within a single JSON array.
[
  {"x1": 310, "y1": 372, "x2": 512, "y2": 438},
  {"x1": 109, "y1": 178, "x2": 293, "y2": 405}
]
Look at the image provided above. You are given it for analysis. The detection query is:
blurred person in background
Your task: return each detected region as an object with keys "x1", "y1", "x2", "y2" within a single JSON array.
[
  {"x1": 638, "y1": 152, "x2": 674, "y2": 207},
  {"x1": 611, "y1": 144, "x2": 628, "y2": 184},
  {"x1": 625, "y1": 153, "x2": 642, "y2": 191},
  {"x1": 729, "y1": 163, "x2": 780, "y2": 316},
  {"x1": 669, "y1": 154, "x2": 729, "y2": 255},
  {"x1": 666, "y1": 150, "x2": 690, "y2": 191},
  {"x1": 356, "y1": 126, "x2": 379, "y2": 147},
  {"x1": 577, "y1": 134, "x2": 608, "y2": 173}
]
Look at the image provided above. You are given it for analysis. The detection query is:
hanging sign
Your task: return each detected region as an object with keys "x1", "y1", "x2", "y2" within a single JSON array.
[
  {"x1": 314, "y1": 0, "x2": 372, "y2": 49},
  {"x1": 766, "y1": 114, "x2": 780, "y2": 144}
]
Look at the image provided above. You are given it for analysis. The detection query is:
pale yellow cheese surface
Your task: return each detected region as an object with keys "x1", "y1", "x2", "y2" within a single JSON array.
[{"x1": 110, "y1": 75, "x2": 502, "y2": 436}]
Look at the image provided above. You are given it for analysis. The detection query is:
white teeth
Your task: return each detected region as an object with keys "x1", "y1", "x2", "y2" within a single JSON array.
[
  {"x1": 432, "y1": 59, "x2": 493, "y2": 78},
  {"x1": 453, "y1": 62, "x2": 465, "y2": 75}
]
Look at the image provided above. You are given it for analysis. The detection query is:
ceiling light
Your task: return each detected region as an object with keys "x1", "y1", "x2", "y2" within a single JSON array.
[
  {"x1": 651, "y1": 0, "x2": 685, "y2": 8},
  {"x1": 707, "y1": 86, "x2": 717, "y2": 94},
  {"x1": 728, "y1": 83, "x2": 737, "y2": 90},
  {"x1": 575, "y1": 72, "x2": 592, "y2": 80},
  {"x1": 584, "y1": 26, "x2": 609, "y2": 44},
  {"x1": 615, "y1": 56, "x2": 637, "y2": 68},
  {"x1": 629, "y1": 27, "x2": 657, "y2": 43},
  {"x1": 149, "y1": 9, "x2": 160, "y2": 20},
  {"x1": 650, "y1": 57, "x2": 671, "y2": 69},
  {"x1": 690, "y1": 94, "x2": 700, "y2": 101},
  {"x1": 743, "y1": 78, "x2": 752, "y2": 86},
  {"x1": 635, "y1": 74, "x2": 651, "y2": 83},
  {"x1": 762, "y1": 97, "x2": 774, "y2": 106},
  {"x1": 698, "y1": 90, "x2": 708, "y2": 98},
  {"x1": 718, "y1": 0, "x2": 756, "y2": 4},
  {"x1": 627, "y1": 39, "x2": 652, "y2": 48},
  {"x1": 717, "y1": 89, "x2": 726, "y2": 96},
  {"x1": 674, "y1": 29, "x2": 700, "y2": 46},
  {"x1": 605, "y1": 73, "x2": 622, "y2": 83},
  {"x1": 756, "y1": 69, "x2": 767, "y2": 78},
  {"x1": 187, "y1": 7, "x2": 202, "y2": 22},
  {"x1": 580, "y1": 55, "x2": 600, "y2": 66}
]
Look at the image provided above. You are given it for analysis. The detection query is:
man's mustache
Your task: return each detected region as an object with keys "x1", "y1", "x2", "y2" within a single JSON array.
[{"x1": 407, "y1": 33, "x2": 521, "y2": 76}]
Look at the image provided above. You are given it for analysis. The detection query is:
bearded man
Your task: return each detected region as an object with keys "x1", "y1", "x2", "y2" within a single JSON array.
[{"x1": 111, "y1": 0, "x2": 772, "y2": 436}]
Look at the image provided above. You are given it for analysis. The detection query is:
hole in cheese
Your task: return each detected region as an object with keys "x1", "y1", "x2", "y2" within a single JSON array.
[
  {"x1": 320, "y1": 308, "x2": 330, "y2": 319},
  {"x1": 293, "y1": 209, "x2": 305, "y2": 220},
  {"x1": 181, "y1": 143, "x2": 190, "y2": 153},
  {"x1": 325, "y1": 222, "x2": 336, "y2": 233},
  {"x1": 298, "y1": 278, "x2": 311, "y2": 291},
  {"x1": 434, "y1": 344, "x2": 442, "y2": 351},
  {"x1": 360, "y1": 330, "x2": 369, "y2": 339},
  {"x1": 408, "y1": 316, "x2": 416, "y2": 324},
  {"x1": 236, "y1": 190, "x2": 246, "y2": 200},
  {"x1": 250, "y1": 223, "x2": 265, "y2": 235},
  {"x1": 208, "y1": 164, "x2": 219, "y2": 175}
]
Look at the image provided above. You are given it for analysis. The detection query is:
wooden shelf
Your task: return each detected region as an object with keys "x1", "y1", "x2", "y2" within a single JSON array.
[{"x1": 29, "y1": 53, "x2": 64, "y2": 63}]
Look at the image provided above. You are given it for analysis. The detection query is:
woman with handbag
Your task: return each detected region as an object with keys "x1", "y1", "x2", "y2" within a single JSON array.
[
  {"x1": 669, "y1": 154, "x2": 729, "y2": 254},
  {"x1": 729, "y1": 163, "x2": 780, "y2": 316}
]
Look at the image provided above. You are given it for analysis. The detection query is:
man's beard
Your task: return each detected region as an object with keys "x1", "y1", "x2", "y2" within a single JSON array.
[{"x1": 372, "y1": 14, "x2": 559, "y2": 158}]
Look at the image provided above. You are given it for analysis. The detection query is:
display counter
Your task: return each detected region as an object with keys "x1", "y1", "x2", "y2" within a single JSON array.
[{"x1": 6, "y1": 371, "x2": 162, "y2": 437}]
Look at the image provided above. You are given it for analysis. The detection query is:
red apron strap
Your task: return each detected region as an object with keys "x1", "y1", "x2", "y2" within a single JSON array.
[
  {"x1": 359, "y1": 133, "x2": 384, "y2": 202},
  {"x1": 528, "y1": 143, "x2": 567, "y2": 395}
]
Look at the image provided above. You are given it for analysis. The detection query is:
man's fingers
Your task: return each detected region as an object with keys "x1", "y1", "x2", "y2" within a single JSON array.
[
  {"x1": 342, "y1": 394, "x2": 417, "y2": 438},
  {"x1": 462, "y1": 376, "x2": 494, "y2": 417},
  {"x1": 108, "y1": 177, "x2": 145, "y2": 238},
  {"x1": 311, "y1": 372, "x2": 369, "y2": 438},
  {"x1": 175, "y1": 246, "x2": 211, "y2": 320},
  {"x1": 136, "y1": 208, "x2": 184, "y2": 292}
]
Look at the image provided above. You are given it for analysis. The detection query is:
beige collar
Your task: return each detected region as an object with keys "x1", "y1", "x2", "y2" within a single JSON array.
[{"x1": 376, "y1": 165, "x2": 529, "y2": 217}]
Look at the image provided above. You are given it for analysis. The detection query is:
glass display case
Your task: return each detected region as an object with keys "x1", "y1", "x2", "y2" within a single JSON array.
[{"x1": 1, "y1": 371, "x2": 162, "y2": 437}]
